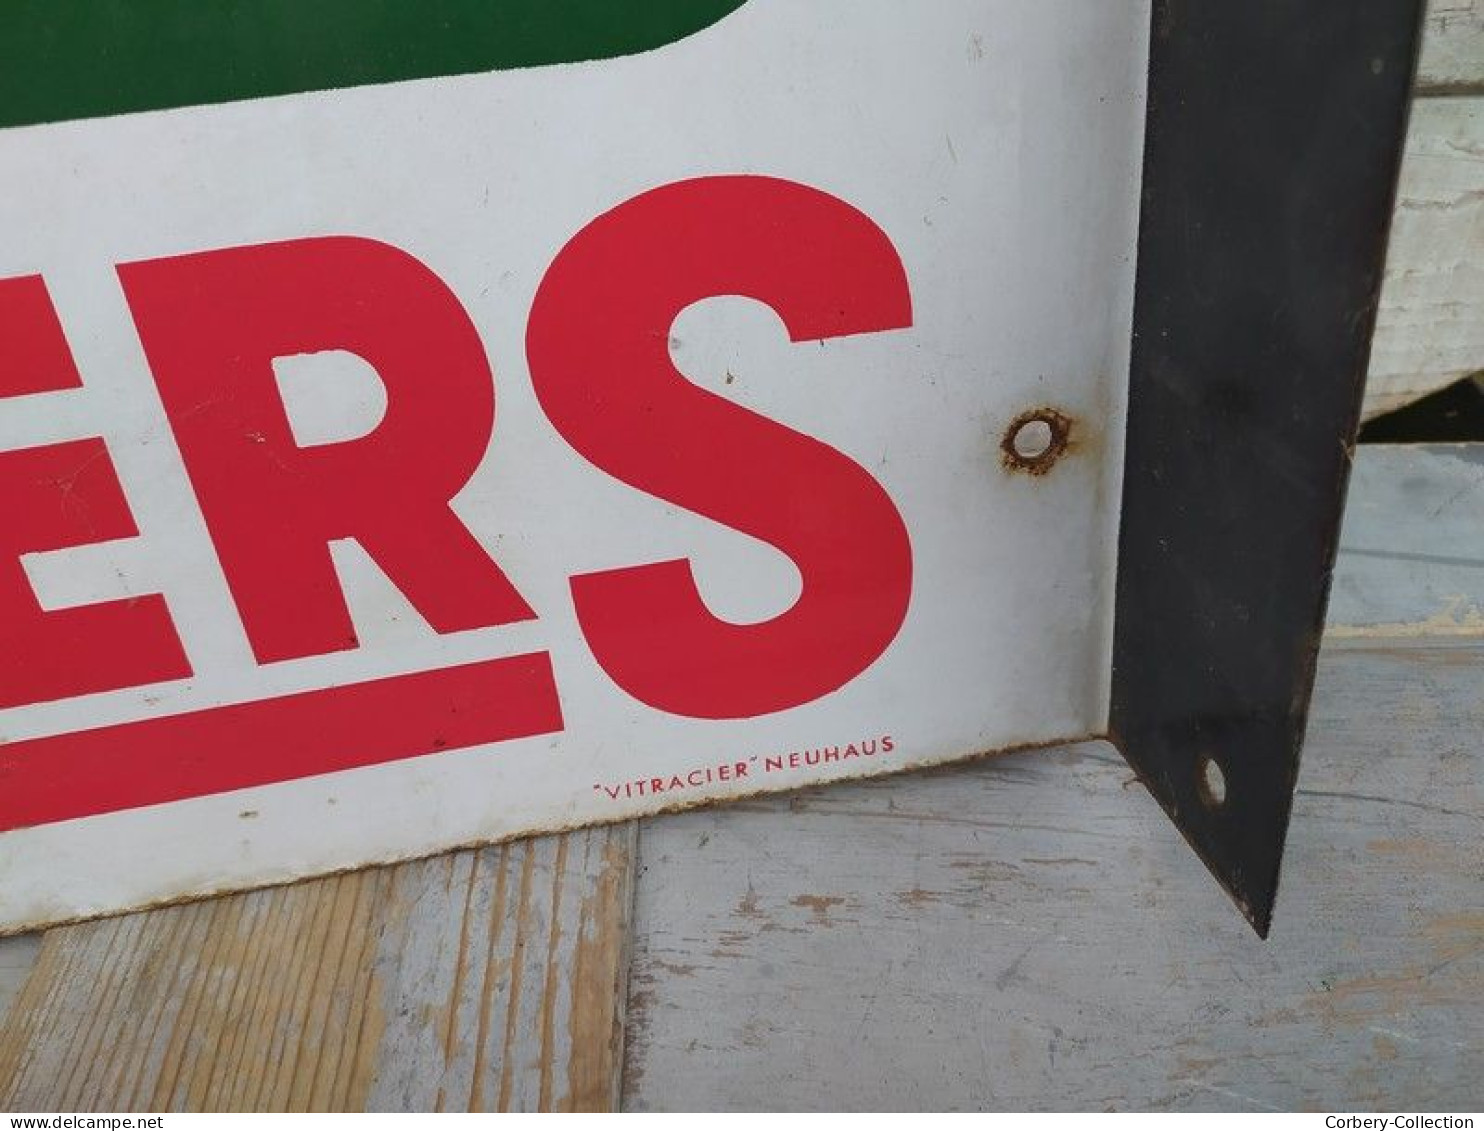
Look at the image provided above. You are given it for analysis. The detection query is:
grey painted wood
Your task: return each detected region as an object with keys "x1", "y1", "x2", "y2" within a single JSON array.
[
  {"x1": 1330, "y1": 444, "x2": 1484, "y2": 635},
  {"x1": 1419, "y1": 0, "x2": 1484, "y2": 92},
  {"x1": 1356, "y1": 0, "x2": 1484, "y2": 419},
  {"x1": 623, "y1": 443, "x2": 1484, "y2": 1111},
  {"x1": 1358, "y1": 0, "x2": 1484, "y2": 417},
  {"x1": 1365, "y1": 98, "x2": 1484, "y2": 419}
]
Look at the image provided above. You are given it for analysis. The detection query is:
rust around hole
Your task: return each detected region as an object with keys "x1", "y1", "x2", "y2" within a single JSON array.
[{"x1": 1001, "y1": 407, "x2": 1073, "y2": 475}]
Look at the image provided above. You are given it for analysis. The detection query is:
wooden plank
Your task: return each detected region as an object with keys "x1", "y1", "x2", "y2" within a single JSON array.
[
  {"x1": 1358, "y1": 0, "x2": 1483, "y2": 416},
  {"x1": 1328, "y1": 443, "x2": 1484, "y2": 635},
  {"x1": 1418, "y1": 0, "x2": 1484, "y2": 92},
  {"x1": 1365, "y1": 97, "x2": 1484, "y2": 419},
  {"x1": 0, "y1": 938, "x2": 40, "y2": 1031},
  {"x1": 622, "y1": 444, "x2": 1484, "y2": 1111},
  {"x1": 0, "y1": 824, "x2": 635, "y2": 1112}
]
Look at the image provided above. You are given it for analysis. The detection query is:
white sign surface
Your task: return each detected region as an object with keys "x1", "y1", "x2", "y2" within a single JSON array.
[{"x1": 0, "y1": 1, "x2": 1150, "y2": 930}]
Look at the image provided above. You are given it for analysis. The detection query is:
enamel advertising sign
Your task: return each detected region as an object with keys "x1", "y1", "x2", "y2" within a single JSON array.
[{"x1": 0, "y1": 1, "x2": 1422, "y2": 934}]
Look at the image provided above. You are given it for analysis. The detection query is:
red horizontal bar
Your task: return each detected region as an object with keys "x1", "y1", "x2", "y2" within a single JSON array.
[{"x1": 0, "y1": 653, "x2": 563, "y2": 833}]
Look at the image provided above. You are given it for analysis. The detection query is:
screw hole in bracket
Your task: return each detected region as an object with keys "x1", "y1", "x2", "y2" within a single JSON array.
[
  {"x1": 1197, "y1": 754, "x2": 1228, "y2": 809},
  {"x1": 1001, "y1": 407, "x2": 1072, "y2": 474}
]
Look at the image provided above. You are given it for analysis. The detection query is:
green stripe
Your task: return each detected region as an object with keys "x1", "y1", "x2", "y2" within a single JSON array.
[{"x1": 0, "y1": 1, "x2": 749, "y2": 130}]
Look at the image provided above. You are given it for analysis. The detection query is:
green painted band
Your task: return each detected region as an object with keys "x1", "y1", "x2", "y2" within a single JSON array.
[{"x1": 0, "y1": 0, "x2": 749, "y2": 130}]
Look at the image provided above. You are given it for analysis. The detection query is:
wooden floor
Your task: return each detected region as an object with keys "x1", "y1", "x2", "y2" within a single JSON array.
[{"x1": 2, "y1": 442, "x2": 1480, "y2": 1111}]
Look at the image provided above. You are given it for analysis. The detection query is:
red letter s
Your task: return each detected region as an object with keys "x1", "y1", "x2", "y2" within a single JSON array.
[{"x1": 527, "y1": 176, "x2": 913, "y2": 719}]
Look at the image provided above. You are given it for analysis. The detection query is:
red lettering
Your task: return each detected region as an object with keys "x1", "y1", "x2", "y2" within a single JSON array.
[
  {"x1": 0, "y1": 276, "x2": 83, "y2": 397},
  {"x1": 0, "y1": 655, "x2": 560, "y2": 831},
  {"x1": 0, "y1": 275, "x2": 189, "y2": 709},
  {"x1": 0, "y1": 440, "x2": 191, "y2": 708},
  {"x1": 527, "y1": 176, "x2": 913, "y2": 719},
  {"x1": 120, "y1": 237, "x2": 536, "y2": 664}
]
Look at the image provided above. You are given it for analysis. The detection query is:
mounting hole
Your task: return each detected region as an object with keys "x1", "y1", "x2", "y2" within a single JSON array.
[
  {"x1": 1198, "y1": 755, "x2": 1228, "y2": 809},
  {"x1": 1012, "y1": 418, "x2": 1054, "y2": 459},
  {"x1": 1001, "y1": 408, "x2": 1071, "y2": 474}
]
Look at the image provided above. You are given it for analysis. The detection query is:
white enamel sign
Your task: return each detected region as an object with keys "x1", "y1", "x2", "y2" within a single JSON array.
[{"x1": 0, "y1": 1, "x2": 1150, "y2": 931}]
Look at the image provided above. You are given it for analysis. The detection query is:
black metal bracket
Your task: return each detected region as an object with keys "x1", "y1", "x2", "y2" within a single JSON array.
[{"x1": 1110, "y1": 0, "x2": 1426, "y2": 936}]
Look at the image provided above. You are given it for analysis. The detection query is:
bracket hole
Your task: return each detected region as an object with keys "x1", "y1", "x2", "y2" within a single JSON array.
[
  {"x1": 1001, "y1": 408, "x2": 1071, "y2": 474},
  {"x1": 1198, "y1": 755, "x2": 1227, "y2": 809},
  {"x1": 1012, "y1": 418, "x2": 1053, "y2": 459}
]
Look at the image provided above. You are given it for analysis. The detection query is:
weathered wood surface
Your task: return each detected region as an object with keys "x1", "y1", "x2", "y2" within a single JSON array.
[
  {"x1": 1365, "y1": 97, "x2": 1484, "y2": 419},
  {"x1": 622, "y1": 444, "x2": 1484, "y2": 1111},
  {"x1": 1329, "y1": 444, "x2": 1484, "y2": 635},
  {"x1": 0, "y1": 938, "x2": 39, "y2": 1036},
  {"x1": 1352, "y1": 0, "x2": 1484, "y2": 417},
  {"x1": 0, "y1": 825, "x2": 635, "y2": 1112},
  {"x1": 1418, "y1": 0, "x2": 1484, "y2": 93},
  {"x1": 1356, "y1": 0, "x2": 1484, "y2": 417}
]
